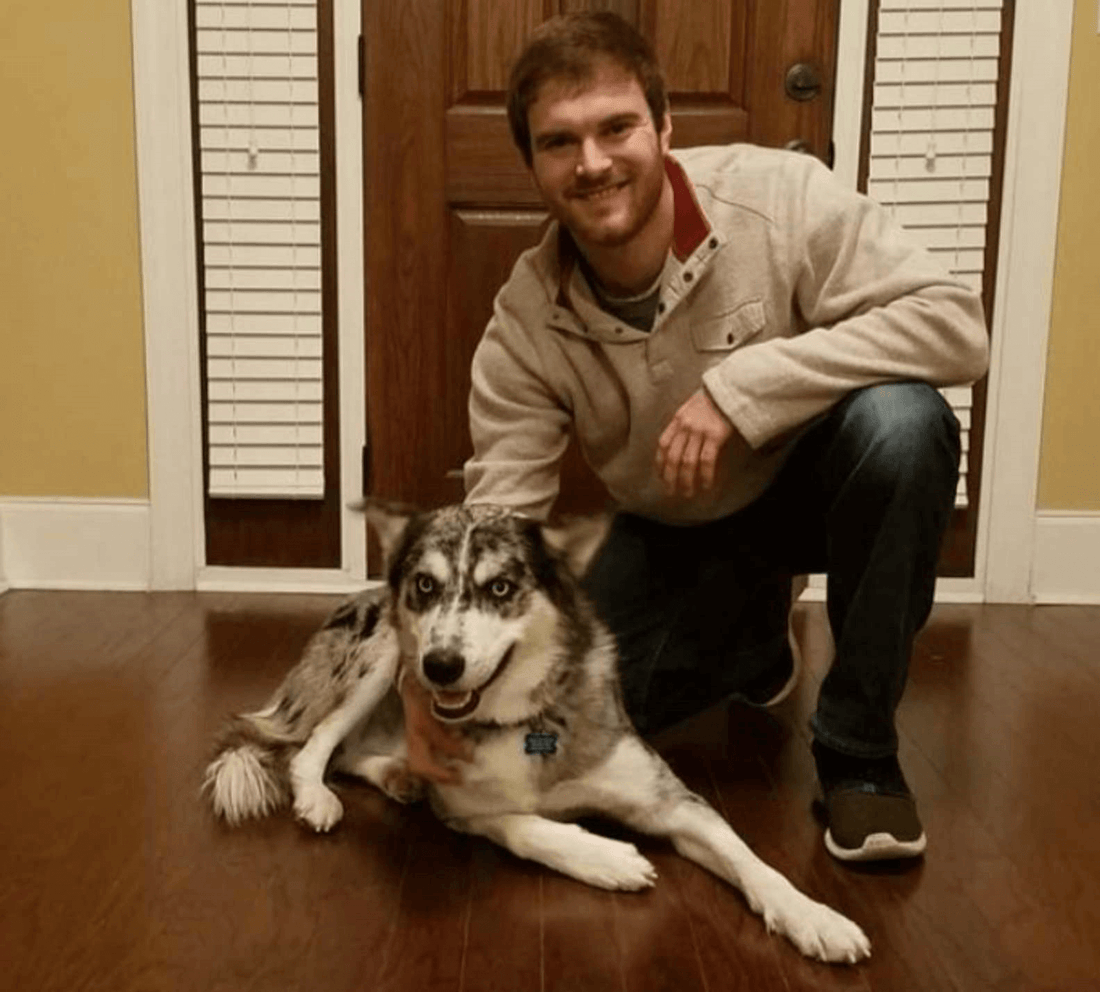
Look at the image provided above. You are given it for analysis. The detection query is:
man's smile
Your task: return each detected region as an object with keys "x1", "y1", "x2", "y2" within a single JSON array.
[{"x1": 571, "y1": 179, "x2": 629, "y2": 201}]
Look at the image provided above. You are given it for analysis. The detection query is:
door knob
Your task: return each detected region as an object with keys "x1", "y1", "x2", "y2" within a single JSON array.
[{"x1": 785, "y1": 63, "x2": 822, "y2": 102}]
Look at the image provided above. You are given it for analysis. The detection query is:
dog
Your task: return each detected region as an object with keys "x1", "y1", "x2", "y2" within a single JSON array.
[{"x1": 203, "y1": 500, "x2": 870, "y2": 964}]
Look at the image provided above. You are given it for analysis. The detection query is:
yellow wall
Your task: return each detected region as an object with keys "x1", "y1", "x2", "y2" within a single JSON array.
[
  {"x1": 1038, "y1": 0, "x2": 1100, "y2": 511},
  {"x1": 0, "y1": 0, "x2": 148, "y2": 499}
]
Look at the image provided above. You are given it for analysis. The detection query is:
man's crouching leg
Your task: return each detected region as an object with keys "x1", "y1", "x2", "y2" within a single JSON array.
[{"x1": 804, "y1": 382, "x2": 960, "y2": 862}]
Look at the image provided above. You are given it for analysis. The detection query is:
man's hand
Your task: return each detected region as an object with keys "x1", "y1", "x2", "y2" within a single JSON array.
[
  {"x1": 656, "y1": 388, "x2": 741, "y2": 498},
  {"x1": 398, "y1": 665, "x2": 473, "y2": 785}
]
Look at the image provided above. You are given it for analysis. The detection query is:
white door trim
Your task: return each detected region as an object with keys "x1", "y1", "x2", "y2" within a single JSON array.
[
  {"x1": 973, "y1": 0, "x2": 1074, "y2": 603},
  {"x1": 131, "y1": 0, "x2": 205, "y2": 590},
  {"x1": 131, "y1": 0, "x2": 367, "y2": 590}
]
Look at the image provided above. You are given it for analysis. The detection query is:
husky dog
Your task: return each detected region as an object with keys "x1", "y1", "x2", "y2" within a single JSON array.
[{"x1": 203, "y1": 501, "x2": 870, "y2": 964}]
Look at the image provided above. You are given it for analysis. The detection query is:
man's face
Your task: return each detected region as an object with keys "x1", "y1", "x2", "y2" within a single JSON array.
[{"x1": 526, "y1": 61, "x2": 671, "y2": 252}]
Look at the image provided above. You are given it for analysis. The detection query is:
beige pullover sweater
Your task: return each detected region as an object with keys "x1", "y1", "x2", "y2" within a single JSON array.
[{"x1": 465, "y1": 144, "x2": 989, "y2": 524}]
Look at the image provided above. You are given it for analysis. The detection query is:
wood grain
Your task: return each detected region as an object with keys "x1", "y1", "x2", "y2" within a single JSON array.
[
  {"x1": 465, "y1": 0, "x2": 545, "y2": 94},
  {"x1": 653, "y1": 0, "x2": 734, "y2": 94},
  {"x1": 4, "y1": 590, "x2": 1100, "y2": 989}
]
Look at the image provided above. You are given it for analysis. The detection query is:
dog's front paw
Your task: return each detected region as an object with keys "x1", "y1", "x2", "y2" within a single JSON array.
[
  {"x1": 765, "y1": 894, "x2": 871, "y2": 964},
  {"x1": 563, "y1": 832, "x2": 658, "y2": 892},
  {"x1": 784, "y1": 900, "x2": 870, "y2": 964},
  {"x1": 294, "y1": 783, "x2": 344, "y2": 832}
]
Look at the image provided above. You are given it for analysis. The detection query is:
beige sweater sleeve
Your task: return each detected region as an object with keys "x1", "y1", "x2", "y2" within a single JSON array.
[
  {"x1": 702, "y1": 156, "x2": 990, "y2": 449},
  {"x1": 463, "y1": 293, "x2": 571, "y2": 521}
]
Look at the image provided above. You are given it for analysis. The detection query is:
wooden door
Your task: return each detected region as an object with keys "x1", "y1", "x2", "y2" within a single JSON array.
[{"x1": 362, "y1": 0, "x2": 841, "y2": 512}]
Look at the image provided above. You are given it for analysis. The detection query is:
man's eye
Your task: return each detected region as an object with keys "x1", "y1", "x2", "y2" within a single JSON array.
[
  {"x1": 489, "y1": 579, "x2": 513, "y2": 598},
  {"x1": 604, "y1": 120, "x2": 635, "y2": 139},
  {"x1": 416, "y1": 575, "x2": 435, "y2": 595},
  {"x1": 539, "y1": 135, "x2": 571, "y2": 152}
]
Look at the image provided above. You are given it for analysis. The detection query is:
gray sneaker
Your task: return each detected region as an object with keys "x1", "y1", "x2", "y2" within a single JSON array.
[
  {"x1": 813, "y1": 740, "x2": 927, "y2": 862},
  {"x1": 822, "y1": 783, "x2": 927, "y2": 862}
]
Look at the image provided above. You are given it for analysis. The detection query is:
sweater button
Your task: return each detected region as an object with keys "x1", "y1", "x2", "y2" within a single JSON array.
[
  {"x1": 726, "y1": 332, "x2": 734, "y2": 345},
  {"x1": 709, "y1": 237, "x2": 718, "y2": 249},
  {"x1": 657, "y1": 301, "x2": 666, "y2": 314},
  {"x1": 683, "y1": 271, "x2": 693, "y2": 283}
]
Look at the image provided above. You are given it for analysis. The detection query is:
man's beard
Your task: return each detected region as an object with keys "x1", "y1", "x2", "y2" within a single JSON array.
[{"x1": 557, "y1": 160, "x2": 665, "y2": 250}]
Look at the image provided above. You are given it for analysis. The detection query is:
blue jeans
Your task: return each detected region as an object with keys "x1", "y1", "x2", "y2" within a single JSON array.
[{"x1": 581, "y1": 382, "x2": 961, "y2": 758}]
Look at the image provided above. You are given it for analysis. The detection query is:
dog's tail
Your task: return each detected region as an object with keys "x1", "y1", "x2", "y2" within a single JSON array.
[{"x1": 202, "y1": 708, "x2": 303, "y2": 825}]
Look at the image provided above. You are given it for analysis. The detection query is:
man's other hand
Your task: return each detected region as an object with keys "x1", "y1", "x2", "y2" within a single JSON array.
[
  {"x1": 398, "y1": 666, "x2": 473, "y2": 785},
  {"x1": 656, "y1": 388, "x2": 741, "y2": 498}
]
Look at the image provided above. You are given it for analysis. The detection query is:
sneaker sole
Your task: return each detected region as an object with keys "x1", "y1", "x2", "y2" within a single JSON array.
[{"x1": 825, "y1": 827, "x2": 927, "y2": 862}]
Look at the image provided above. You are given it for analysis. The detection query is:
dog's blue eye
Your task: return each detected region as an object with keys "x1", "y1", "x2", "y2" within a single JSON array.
[
  {"x1": 489, "y1": 579, "x2": 512, "y2": 598},
  {"x1": 416, "y1": 575, "x2": 435, "y2": 595}
]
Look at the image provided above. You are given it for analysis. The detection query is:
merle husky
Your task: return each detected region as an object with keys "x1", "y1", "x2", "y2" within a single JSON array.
[{"x1": 203, "y1": 501, "x2": 870, "y2": 964}]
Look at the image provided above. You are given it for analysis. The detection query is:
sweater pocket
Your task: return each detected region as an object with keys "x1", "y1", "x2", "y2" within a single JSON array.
[{"x1": 689, "y1": 299, "x2": 766, "y2": 352}]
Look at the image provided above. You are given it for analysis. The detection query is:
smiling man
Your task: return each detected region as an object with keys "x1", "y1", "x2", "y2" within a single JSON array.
[{"x1": 402, "y1": 11, "x2": 989, "y2": 864}]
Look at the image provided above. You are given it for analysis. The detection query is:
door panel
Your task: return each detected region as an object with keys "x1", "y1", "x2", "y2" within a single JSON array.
[{"x1": 364, "y1": 0, "x2": 841, "y2": 515}]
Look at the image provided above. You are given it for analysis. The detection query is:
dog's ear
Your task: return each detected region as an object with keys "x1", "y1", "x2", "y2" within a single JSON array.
[
  {"x1": 352, "y1": 498, "x2": 419, "y2": 569},
  {"x1": 540, "y1": 513, "x2": 612, "y2": 578}
]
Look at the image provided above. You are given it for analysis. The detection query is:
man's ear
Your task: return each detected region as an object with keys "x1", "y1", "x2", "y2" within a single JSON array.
[
  {"x1": 658, "y1": 106, "x2": 672, "y2": 156},
  {"x1": 540, "y1": 513, "x2": 612, "y2": 579},
  {"x1": 352, "y1": 498, "x2": 419, "y2": 571}
]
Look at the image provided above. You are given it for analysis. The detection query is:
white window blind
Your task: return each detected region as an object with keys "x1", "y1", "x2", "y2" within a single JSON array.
[
  {"x1": 195, "y1": 0, "x2": 325, "y2": 499},
  {"x1": 867, "y1": 0, "x2": 1004, "y2": 509}
]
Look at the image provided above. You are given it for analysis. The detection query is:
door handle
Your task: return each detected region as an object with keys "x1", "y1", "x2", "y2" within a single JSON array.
[{"x1": 785, "y1": 63, "x2": 822, "y2": 102}]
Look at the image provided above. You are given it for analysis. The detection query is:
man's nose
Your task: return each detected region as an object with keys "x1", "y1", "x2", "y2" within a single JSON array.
[{"x1": 576, "y1": 136, "x2": 612, "y2": 178}]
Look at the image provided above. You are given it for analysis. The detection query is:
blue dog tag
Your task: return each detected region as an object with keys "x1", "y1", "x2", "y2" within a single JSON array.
[{"x1": 524, "y1": 732, "x2": 557, "y2": 755}]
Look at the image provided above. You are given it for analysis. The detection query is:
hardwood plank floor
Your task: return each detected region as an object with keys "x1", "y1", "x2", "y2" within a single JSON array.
[{"x1": 1, "y1": 590, "x2": 1096, "y2": 991}]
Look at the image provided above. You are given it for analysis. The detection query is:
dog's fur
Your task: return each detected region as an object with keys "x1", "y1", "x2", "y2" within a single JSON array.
[{"x1": 203, "y1": 501, "x2": 870, "y2": 963}]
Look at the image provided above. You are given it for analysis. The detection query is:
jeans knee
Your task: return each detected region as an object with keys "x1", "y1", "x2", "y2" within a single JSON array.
[{"x1": 837, "y1": 383, "x2": 961, "y2": 488}]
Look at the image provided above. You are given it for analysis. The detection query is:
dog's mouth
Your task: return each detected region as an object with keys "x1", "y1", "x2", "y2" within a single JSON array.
[{"x1": 429, "y1": 645, "x2": 515, "y2": 722}]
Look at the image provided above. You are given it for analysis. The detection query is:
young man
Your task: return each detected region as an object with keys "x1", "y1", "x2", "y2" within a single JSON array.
[{"x1": 400, "y1": 12, "x2": 988, "y2": 862}]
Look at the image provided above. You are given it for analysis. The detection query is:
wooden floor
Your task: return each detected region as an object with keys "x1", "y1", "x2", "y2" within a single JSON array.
[{"x1": 1, "y1": 590, "x2": 1097, "y2": 991}]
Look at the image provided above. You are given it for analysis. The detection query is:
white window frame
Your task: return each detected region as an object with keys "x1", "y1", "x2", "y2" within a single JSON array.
[{"x1": 132, "y1": 0, "x2": 1073, "y2": 599}]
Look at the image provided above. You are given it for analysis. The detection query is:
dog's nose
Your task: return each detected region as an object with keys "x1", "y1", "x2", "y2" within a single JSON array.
[{"x1": 422, "y1": 649, "x2": 465, "y2": 687}]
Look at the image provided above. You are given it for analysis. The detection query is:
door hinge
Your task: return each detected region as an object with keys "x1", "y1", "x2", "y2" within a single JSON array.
[{"x1": 357, "y1": 34, "x2": 365, "y2": 98}]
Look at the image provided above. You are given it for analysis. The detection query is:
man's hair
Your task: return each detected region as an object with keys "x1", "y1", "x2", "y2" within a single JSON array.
[{"x1": 506, "y1": 12, "x2": 668, "y2": 168}]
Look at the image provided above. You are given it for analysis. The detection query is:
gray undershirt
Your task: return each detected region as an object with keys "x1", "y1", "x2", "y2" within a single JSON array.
[{"x1": 579, "y1": 256, "x2": 663, "y2": 333}]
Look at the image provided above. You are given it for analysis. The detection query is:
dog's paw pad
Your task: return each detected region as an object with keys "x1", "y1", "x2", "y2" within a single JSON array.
[{"x1": 294, "y1": 784, "x2": 344, "y2": 832}]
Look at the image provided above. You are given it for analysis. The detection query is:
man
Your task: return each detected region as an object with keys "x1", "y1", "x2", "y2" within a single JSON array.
[{"x1": 399, "y1": 12, "x2": 988, "y2": 862}]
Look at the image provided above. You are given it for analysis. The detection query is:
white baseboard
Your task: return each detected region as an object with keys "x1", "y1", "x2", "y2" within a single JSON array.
[
  {"x1": 802, "y1": 575, "x2": 984, "y2": 604},
  {"x1": 197, "y1": 567, "x2": 375, "y2": 595},
  {"x1": 1032, "y1": 513, "x2": 1100, "y2": 604},
  {"x1": 0, "y1": 522, "x2": 8, "y2": 594},
  {"x1": 0, "y1": 499, "x2": 151, "y2": 591},
  {"x1": 4, "y1": 500, "x2": 1094, "y2": 604},
  {"x1": 0, "y1": 499, "x2": 371, "y2": 594}
]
